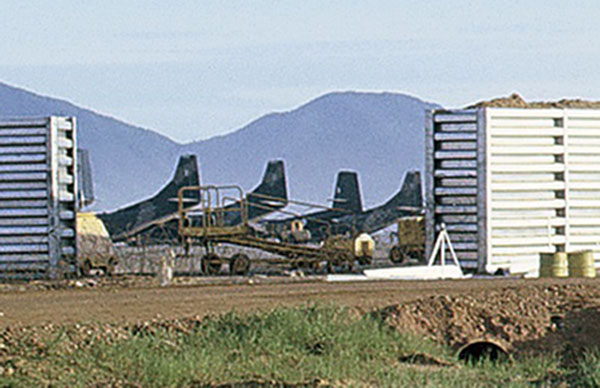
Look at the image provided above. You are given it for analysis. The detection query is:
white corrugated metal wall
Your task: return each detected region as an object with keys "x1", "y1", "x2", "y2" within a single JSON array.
[
  {"x1": 426, "y1": 110, "x2": 485, "y2": 271},
  {"x1": 563, "y1": 111, "x2": 600, "y2": 258},
  {"x1": 428, "y1": 108, "x2": 600, "y2": 274},
  {"x1": 486, "y1": 109, "x2": 566, "y2": 274},
  {"x1": 0, "y1": 117, "x2": 77, "y2": 278}
]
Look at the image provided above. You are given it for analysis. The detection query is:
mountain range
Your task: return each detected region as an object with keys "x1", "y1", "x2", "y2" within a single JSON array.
[{"x1": 0, "y1": 82, "x2": 440, "y2": 211}]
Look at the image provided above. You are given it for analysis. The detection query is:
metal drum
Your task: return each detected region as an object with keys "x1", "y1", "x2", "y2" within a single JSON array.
[
  {"x1": 539, "y1": 252, "x2": 568, "y2": 278},
  {"x1": 568, "y1": 251, "x2": 596, "y2": 278}
]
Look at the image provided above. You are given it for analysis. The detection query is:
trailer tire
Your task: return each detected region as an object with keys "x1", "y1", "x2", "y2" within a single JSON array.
[
  {"x1": 230, "y1": 253, "x2": 250, "y2": 276},
  {"x1": 389, "y1": 246, "x2": 407, "y2": 264},
  {"x1": 201, "y1": 254, "x2": 221, "y2": 275}
]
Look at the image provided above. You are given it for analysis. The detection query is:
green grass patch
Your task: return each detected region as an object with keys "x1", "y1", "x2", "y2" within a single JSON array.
[
  {"x1": 0, "y1": 304, "x2": 587, "y2": 387},
  {"x1": 572, "y1": 350, "x2": 600, "y2": 387}
]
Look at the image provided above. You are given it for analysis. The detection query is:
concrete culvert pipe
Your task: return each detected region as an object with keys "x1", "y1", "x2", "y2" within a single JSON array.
[{"x1": 457, "y1": 339, "x2": 509, "y2": 363}]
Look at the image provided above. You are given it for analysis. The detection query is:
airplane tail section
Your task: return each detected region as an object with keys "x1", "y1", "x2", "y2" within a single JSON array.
[
  {"x1": 250, "y1": 160, "x2": 287, "y2": 200},
  {"x1": 332, "y1": 171, "x2": 363, "y2": 213},
  {"x1": 384, "y1": 171, "x2": 423, "y2": 210},
  {"x1": 98, "y1": 154, "x2": 200, "y2": 240},
  {"x1": 247, "y1": 160, "x2": 288, "y2": 219},
  {"x1": 163, "y1": 154, "x2": 201, "y2": 201}
]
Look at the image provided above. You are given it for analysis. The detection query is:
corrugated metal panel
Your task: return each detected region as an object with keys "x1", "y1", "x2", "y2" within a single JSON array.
[
  {"x1": 428, "y1": 108, "x2": 600, "y2": 275},
  {"x1": 0, "y1": 117, "x2": 77, "y2": 278},
  {"x1": 426, "y1": 110, "x2": 483, "y2": 269},
  {"x1": 487, "y1": 109, "x2": 567, "y2": 274},
  {"x1": 565, "y1": 110, "x2": 600, "y2": 264}
]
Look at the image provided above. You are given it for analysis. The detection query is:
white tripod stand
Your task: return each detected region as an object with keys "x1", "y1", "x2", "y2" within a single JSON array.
[{"x1": 426, "y1": 223, "x2": 464, "y2": 277}]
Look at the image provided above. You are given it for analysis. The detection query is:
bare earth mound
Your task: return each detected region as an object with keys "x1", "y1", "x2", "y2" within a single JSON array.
[
  {"x1": 466, "y1": 93, "x2": 600, "y2": 109},
  {"x1": 379, "y1": 283, "x2": 600, "y2": 361}
]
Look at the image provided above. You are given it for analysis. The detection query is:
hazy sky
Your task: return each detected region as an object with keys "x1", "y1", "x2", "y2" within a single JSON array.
[{"x1": 1, "y1": 1, "x2": 599, "y2": 143}]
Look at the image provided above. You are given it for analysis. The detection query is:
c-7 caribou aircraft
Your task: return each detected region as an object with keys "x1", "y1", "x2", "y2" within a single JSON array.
[
  {"x1": 262, "y1": 170, "x2": 423, "y2": 243},
  {"x1": 98, "y1": 156, "x2": 288, "y2": 243}
]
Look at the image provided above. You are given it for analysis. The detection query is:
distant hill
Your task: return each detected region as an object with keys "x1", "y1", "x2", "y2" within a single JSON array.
[
  {"x1": 0, "y1": 82, "x2": 180, "y2": 210},
  {"x1": 0, "y1": 82, "x2": 440, "y2": 210},
  {"x1": 183, "y1": 92, "x2": 440, "y2": 207}
]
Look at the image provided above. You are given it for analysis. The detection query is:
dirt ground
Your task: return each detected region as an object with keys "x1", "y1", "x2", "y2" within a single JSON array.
[
  {"x1": 379, "y1": 280, "x2": 600, "y2": 361},
  {"x1": 0, "y1": 274, "x2": 598, "y2": 379},
  {"x1": 0, "y1": 276, "x2": 598, "y2": 331}
]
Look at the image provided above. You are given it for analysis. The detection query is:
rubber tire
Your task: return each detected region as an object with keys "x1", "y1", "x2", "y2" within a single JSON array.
[
  {"x1": 389, "y1": 246, "x2": 407, "y2": 264},
  {"x1": 229, "y1": 253, "x2": 250, "y2": 276},
  {"x1": 201, "y1": 254, "x2": 221, "y2": 275}
]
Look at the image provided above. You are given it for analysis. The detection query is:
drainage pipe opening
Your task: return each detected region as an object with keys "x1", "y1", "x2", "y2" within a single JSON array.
[{"x1": 458, "y1": 340, "x2": 509, "y2": 363}]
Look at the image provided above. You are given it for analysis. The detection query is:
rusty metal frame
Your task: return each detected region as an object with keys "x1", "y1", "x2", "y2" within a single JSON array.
[
  {"x1": 178, "y1": 185, "x2": 248, "y2": 239},
  {"x1": 177, "y1": 184, "x2": 363, "y2": 267}
]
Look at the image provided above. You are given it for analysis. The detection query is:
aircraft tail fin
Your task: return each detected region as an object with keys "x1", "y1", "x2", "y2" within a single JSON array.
[
  {"x1": 159, "y1": 154, "x2": 200, "y2": 201},
  {"x1": 384, "y1": 171, "x2": 423, "y2": 210},
  {"x1": 249, "y1": 160, "x2": 287, "y2": 202},
  {"x1": 246, "y1": 160, "x2": 288, "y2": 219},
  {"x1": 332, "y1": 171, "x2": 363, "y2": 213},
  {"x1": 98, "y1": 154, "x2": 200, "y2": 240}
]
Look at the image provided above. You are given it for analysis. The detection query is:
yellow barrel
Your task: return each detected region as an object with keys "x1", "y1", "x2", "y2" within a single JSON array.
[
  {"x1": 539, "y1": 252, "x2": 568, "y2": 278},
  {"x1": 568, "y1": 251, "x2": 596, "y2": 278}
]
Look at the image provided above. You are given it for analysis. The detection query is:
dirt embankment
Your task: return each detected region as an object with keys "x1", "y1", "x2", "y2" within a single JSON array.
[
  {"x1": 379, "y1": 283, "x2": 600, "y2": 361},
  {"x1": 466, "y1": 93, "x2": 600, "y2": 109}
]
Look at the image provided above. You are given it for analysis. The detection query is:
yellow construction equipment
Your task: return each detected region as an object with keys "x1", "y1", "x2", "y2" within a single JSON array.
[{"x1": 388, "y1": 216, "x2": 425, "y2": 264}]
